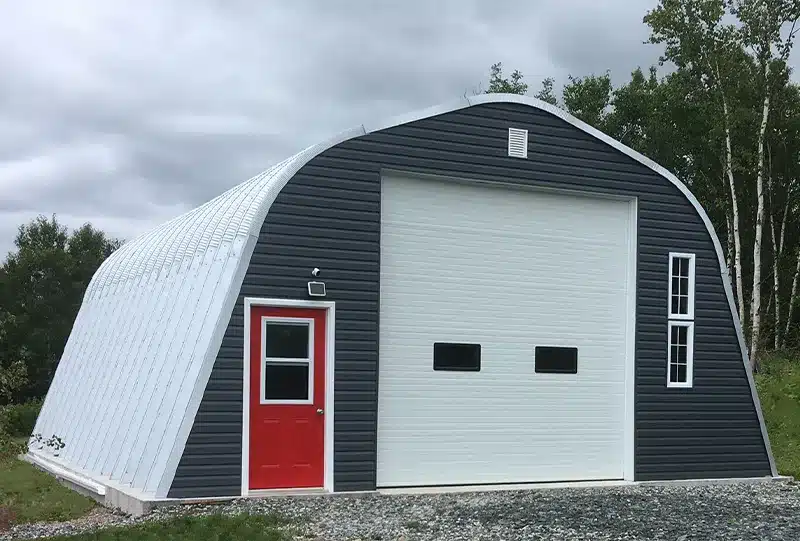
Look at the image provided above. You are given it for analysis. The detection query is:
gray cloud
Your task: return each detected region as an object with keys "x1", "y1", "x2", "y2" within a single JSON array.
[
  {"x1": 0, "y1": 0, "x2": 663, "y2": 258},
  {"x1": 538, "y1": 0, "x2": 661, "y2": 83}
]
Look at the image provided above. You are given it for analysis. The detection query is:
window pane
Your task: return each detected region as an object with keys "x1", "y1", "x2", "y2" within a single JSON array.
[
  {"x1": 677, "y1": 363, "x2": 687, "y2": 383},
  {"x1": 535, "y1": 346, "x2": 578, "y2": 374},
  {"x1": 671, "y1": 296, "x2": 680, "y2": 314},
  {"x1": 679, "y1": 296, "x2": 688, "y2": 314},
  {"x1": 677, "y1": 325, "x2": 687, "y2": 344},
  {"x1": 264, "y1": 362, "x2": 309, "y2": 400},
  {"x1": 671, "y1": 256, "x2": 690, "y2": 278},
  {"x1": 677, "y1": 344, "x2": 687, "y2": 363},
  {"x1": 669, "y1": 363, "x2": 679, "y2": 383},
  {"x1": 265, "y1": 323, "x2": 309, "y2": 358},
  {"x1": 671, "y1": 325, "x2": 680, "y2": 344},
  {"x1": 433, "y1": 343, "x2": 481, "y2": 371}
]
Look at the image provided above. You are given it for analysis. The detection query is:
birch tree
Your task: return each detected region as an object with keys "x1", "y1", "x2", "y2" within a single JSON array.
[
  {"x1": 788, "y1": 249, "x2": 800, "y2": 341},
  {"x1": 765, "y1": 83, "x2": 798, "y2": 348},
  {"x1": 733, "y1": 0, "x2": 800, "y2": 363},
  {"x1": 770, "y1": 82, "x2": 800, "y2": 347}
]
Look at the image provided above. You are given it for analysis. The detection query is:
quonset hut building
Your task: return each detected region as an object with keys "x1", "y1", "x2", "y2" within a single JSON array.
[{"x1": 29, "y1": 94, "x2": 777, "y2": 511}]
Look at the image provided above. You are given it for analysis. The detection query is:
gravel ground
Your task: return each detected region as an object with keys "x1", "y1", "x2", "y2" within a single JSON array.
[{"x1": 3, "y1": 481, "x2": 800, "y2": 540}]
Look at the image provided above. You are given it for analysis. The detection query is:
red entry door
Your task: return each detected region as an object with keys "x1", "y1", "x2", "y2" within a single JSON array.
[{"x1": 249, "y1": 306, "x2": 326, "y2": 490}]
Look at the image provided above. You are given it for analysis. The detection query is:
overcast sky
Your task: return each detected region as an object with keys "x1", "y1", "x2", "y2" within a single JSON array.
[{"x1": 0, "y1": 0, "x2": 666, "y2": 257}]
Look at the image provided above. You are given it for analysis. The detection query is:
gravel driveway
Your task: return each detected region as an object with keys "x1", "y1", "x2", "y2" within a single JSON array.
[{"x1": 4, "y1": 481, "x2": 800, "y2": 540}]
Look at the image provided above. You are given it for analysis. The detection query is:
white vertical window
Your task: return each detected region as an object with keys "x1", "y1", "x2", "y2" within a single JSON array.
[
  {"x1": 667, "y1": 321, "x2": 694, "y2": 388},
  {"x1": 668, "y1": 253, "x2": 695, "y2": 319},
  {"x1": 667, "y1": 252, "x2": 695, "y2": 388}
]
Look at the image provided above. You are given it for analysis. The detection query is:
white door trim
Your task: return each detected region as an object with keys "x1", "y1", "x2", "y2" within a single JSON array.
[
  {"x1": 623, "y1": 198, "x2": 638, "y2": 481},
  {"x1": 241, "y1": 297, "x2": 336, "y2": 497}
]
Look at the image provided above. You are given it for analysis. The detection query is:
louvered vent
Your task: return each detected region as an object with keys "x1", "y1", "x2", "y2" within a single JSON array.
[{"x1": 507, "y1": 128, "x2": 528, "y2": 158}]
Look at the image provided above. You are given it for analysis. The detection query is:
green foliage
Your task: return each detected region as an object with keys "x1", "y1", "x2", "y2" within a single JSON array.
[
  {"x1": 0, "y1": 454, "x2": 95, "y2": 525},
  {"x1": 485, "y1": 62, "x2": 528, "y2": 95},
  {"x1": 47, "y1": 512, "x2": 292, "y2": 540},
  {"x1": 755, "y1": 351, "x2": 800, "y2": 479},
  {"x1": 0, "y1": 399, "x2": 43, "y2": 437},
  {"x1": 534, "y1": 77, "x2": 558, "y2": 106},
  {"x1": 0, "y1": 361, "x2": 27, "y2": 404},
  {"x1": 0, "y1": 429, "x2": 27, "y2": 461},
  {"x1": 732, "y1": 0, "x2": 800, "y2": 64},
  {"x1": 0, "y1": 215, "x2": 122, "y2": 403},
  {"x1": 561, "y1": 72, "x2": 613, "y2": 130}
]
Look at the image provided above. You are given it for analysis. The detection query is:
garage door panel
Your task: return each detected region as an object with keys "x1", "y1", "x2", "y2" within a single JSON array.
[
  {"x1": 380, "y1": 321, "x2": 626, "y2": 338},
  {"x1": 381, "y1": 242, "x2": 628, "y2": 276},
  {"x1": 377, "y1": 174, "x2": 633, "y2": 487}
]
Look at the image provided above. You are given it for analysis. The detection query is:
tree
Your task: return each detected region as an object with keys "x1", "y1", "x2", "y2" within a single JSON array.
[
  {"x1": 764, "y1": 81, "x2": 800, "y2": 348},
  {"x1": 645, "y1": 0, "x2": 800, "y2": 366},
  {"x1": 485, "y1": 62, "x2": 529, "y2": 95},
  {"x1": 645, "y1": 0, "x2": 749, "y2": 330},
  {"x1": 535, "y1": 77, "x2": 559, "y2": 105},
  {"x1": 733, "y1": 0, "x2": 800, "y2": 363},
  {"x1": 562, "y1": 72, "x2": 613, "y2": 131},
  {"x1": 0, "y1": 215, "x2": 122, "y2": 403},
  {"x1": 0, "y1": 361, "x2": 26, "y2": 404}
]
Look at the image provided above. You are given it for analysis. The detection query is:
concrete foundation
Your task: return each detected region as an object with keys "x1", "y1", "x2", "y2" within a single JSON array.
[{"x1": 103, "y1": 487, "x2": 155, "y2": 516}]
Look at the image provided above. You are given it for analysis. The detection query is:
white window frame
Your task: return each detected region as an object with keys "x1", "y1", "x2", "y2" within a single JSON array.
[
  {"x1": 667, "y1": 321, "x2": 694, "y2": 388},
  {"x1": 667, "y1": 252, "x2": 696, "y2": 320},
  {"x1": 259, "y1": 317, "x2": 315, "y2": 405},
  {"x1": 666, "y1": 251, "x2": 696, "y2": 388}
]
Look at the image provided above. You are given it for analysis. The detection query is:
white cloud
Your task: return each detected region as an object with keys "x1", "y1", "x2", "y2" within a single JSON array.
[{"x1": 0, "y1": 141, "x2": 122, "y2": 198}]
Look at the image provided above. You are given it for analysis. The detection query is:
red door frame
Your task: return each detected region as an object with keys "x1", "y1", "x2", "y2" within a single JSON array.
[{"x1": 241, "y1": 298, "x2": 335, "y2": 495}]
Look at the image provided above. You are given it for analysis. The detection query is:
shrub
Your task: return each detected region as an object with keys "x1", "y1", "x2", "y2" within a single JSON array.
[
  {"x1": 0, "y1": 399, "x2": 43, "y2": 437},
  {"x1": 0, "y1": 361, "x2": 28, "y2": 404},
  {"x1": 0, "y1": 426, "x2": 27, "y2": 460}
]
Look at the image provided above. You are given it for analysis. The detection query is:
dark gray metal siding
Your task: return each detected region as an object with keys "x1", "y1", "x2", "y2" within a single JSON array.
[{"x1": 168, "y1": 102, "x2": 770, "y2": 497}]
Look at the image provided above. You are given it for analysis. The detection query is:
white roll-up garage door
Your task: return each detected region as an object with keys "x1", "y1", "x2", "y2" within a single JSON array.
[{"x1": 377, "y1": 173, "x2": 635, "y2": 487}]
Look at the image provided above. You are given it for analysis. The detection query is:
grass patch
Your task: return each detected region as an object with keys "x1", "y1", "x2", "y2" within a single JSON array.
[
  {"x1": 755, "y1": 352, "x2": 800, "y2": 479},
  {"x1": 48, "y1": 512, "x2": 293, "y2": 540},
  {"x1": 0, "y1": 456, "x2": 96, "y2": 526}
]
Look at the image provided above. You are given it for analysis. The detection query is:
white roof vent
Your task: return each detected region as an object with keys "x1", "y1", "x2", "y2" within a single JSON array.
[{"x1": 507, "y1": 128, "x2": 528, "y2": 158}]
